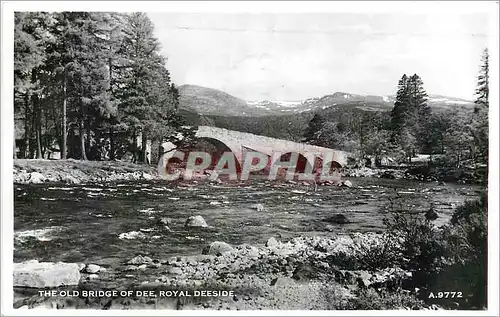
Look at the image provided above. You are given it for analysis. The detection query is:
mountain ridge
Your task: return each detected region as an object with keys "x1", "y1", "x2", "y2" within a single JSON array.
[{"x1": 178, "y1": 84, "x2": 475, "y2": 117}]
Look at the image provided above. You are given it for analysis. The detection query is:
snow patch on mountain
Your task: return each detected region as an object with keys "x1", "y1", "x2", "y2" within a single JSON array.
[
  {"x1": 247, "y1": 100, "x2": 303, "y2": 108},
  {"x1": 273, "y1": 100, "x2": 303, "y2": 107},
  {"x1": 444, "y1": 100, "x2": 473, "y2": 105},
  {"x1": 429, "y1": 97, "x2": 449, "y2": 103}
]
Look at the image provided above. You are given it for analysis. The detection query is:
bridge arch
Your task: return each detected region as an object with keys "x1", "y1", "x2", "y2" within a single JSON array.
[
  {"x1": 195, "y1": 128, "x2": 243, "y2": 165},
  {"x1": 193, "y1": 137, "x2": 242, "y2": 173},
  {"x1": 316, "y1": 157, "x2": 343, "y2": 173},
  {"x1": 271, "y1": 152, "x2": 315, "y2": 174},
  {"x1": 158, "y1": 137, "x2": 242, "y2": 177}
]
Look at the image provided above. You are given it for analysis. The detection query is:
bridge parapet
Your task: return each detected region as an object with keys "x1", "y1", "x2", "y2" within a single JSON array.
[{"x1": 196, "y1": 126, "x2": 349, "y2": 165}]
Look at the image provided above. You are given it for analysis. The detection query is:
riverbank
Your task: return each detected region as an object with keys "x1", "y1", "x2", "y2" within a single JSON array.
[
  {"x1": 13, "y1": 232, "x2": 440, "y2": 310},
  {"x1": 13, "y1": 159, "x2": 158, "y2": 184},
  {"x1": 13, "y1": 159, "x2": 485, "y2": 185},
  {"x1": 343, "y1": 165, "x2": 486, "y2": 185}
]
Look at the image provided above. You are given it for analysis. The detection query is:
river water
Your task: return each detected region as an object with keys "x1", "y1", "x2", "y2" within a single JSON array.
[{"x1": 14, "y1": 177, "x2": 481, "y2": 278}]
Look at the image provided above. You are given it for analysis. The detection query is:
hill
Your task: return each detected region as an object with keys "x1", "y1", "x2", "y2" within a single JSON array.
[
  {"x1": 178, "y1": 85, "x2": 475, "y2": 118},
  {"x1": 177, "y1": 85, "x2": 476, "y2": 143},
  {"x1": 178, "y1": 85, "x2": 273, "y2": 117}
]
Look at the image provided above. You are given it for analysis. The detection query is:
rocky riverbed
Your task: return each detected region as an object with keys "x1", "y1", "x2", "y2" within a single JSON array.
[{"x1": 14, "y1": 231, "x2": 443, "y2": 310}]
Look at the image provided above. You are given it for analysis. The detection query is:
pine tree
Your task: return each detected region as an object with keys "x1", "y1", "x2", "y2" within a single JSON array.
[
  {"x1": 390, "y1": 74, "x2": 409, "y2": 135},
  {"x1": 102, "y1": 12, "x2": 126, "y2": 160},
  {"x1": 14, "y1": 12, "x2": 48, "y2": 158},
  {"x1": 42, "y1": 12, "x2": 112, "y2": 160},
  {"x1": 472, "y1": 48, "x2": 489, "y2": 164},
  {"x1": 14, "y1": 12, "x2": 181, "y2": 163},
  {"x1": 116, "y1": 13, "x2": 178, "y2": 164},
  {"x1": 42, "y1": 12, "x2": 70, "y2": 159},
  {"x1": 59, "y1": 13, "x2": 112, "y2": 160},
  {"x1": 475, "y1": 49, "x2": 489, "y2": 110},
  {"x1": 409, "y1": 74, "x2": 431, "y2": 151},
  {"x1": 390, "y1": 74, "x2": 430, "y2": 159}
]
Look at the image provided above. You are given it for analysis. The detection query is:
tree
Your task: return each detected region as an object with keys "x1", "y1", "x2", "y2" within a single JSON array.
[
  {"x1": 114, "y1": 13, "x2": 180, "y2": 164},
  {"x1": 442, "y1": 110, "x2": 474, "y2": 167},
  {"x1": 475, "y1": 49, "x2": 489, "y2": 110},
  {"x1": 96, "y1": 12, "x2": 126, "y2": 160},
  {"x1": 472, "y1": 49, "x2": 489, "y2": 164},
  {"x1": 425, "y1": 111, "x2": 452, "y2": 155},
  {"x1": 390, "y1": 74, "x2": 410, "y2": 136},
  {"x1": 317, "y1": 121, "x2": 351, "y2": 150},
  {"x1": 303, "y1": 113, "x2": 326, "y2": 144},
  {"x1": 395, "y1": 127, "x2": 418, "y2": 163},
  {"x1": 14, "y1": 12, "x2": 48, "y2": 159},
  {"x1": 409, "y1": 74, "x2": 431, "y2": 150},
  {"x1": 39, "y1": 12, "x2": 113, "y2": 160},
  {"x1": 390, "y1": 74, "x2": 430, "y2": 161},
  {"x1": 64, "y1": 13, "x2": 113, "y2": 160},
  {"x1": 363, "y1": 129, "x2": 391, "y2": 166},
  {"x1": 13, "y1": 12, "x2": 181, "y2": 163}
]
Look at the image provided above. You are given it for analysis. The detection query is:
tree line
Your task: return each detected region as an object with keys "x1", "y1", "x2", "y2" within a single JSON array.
[
  {"x1": 14, "y1": 12, "x2": 489, "y2": 169},
  {"x1": 304, "y1": 49, "x2": 489, "y2": 168},
  {"x1": 14, "y1": 12, "x2": 182, "y2": 163}
]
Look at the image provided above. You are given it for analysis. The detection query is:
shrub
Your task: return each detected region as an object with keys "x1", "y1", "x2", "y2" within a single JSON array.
[
  {"x1": 347, "y1": 289, "x2": 425, "y2": 310},
  {"x1": 383, "y1": 210, "x2": 446, "y2": 275},
  {"x1": 381, "y1": 192, "x2": 488, "y2": 309},
  {"x1": 348, "y1": 233, "x2": 403, "y2": 270},
  {"x1": 439, "y1": 192, "x2": 487, "y2": 309}
]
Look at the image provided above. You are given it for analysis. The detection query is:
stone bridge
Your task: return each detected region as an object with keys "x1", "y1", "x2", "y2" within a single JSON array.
[{"x1": 158, "y1": 126, "x2": 350, "y2": 176}]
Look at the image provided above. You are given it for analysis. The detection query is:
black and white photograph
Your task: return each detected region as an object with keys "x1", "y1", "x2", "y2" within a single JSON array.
[{"x1": 1, "y1": 1, "x2": 499, "y2": 315}]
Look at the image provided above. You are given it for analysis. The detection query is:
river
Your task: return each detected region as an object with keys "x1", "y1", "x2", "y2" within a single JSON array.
[{"x1": 14, "y1": 177, "x2": 481, "y2": 287}]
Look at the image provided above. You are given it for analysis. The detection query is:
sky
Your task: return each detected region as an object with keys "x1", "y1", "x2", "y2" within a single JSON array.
[{"x1": 148, "y1": 11, "x2": 490, "y2": 101}]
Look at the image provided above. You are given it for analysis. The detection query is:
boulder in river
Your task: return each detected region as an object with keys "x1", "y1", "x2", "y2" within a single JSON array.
[
  {"x1": 76, "y1": 263, "x2": 86, "y2": 272},
  {"x1": 61, "y1": 174, "x2": 80, "y2": 184},
  {"x1": 127, "y1": 255, "x2": 153, "y2": 265},
  {"x1": 266, "y1": 237, "x2": 280, "y2": 247},
  {"x1": 124, "y1": 264, "x2": 147, "y2": 271},
  {"x1": 185, "y1": 215, "x2": 208, "y2": 228},
  {"x1": 425, "y1": 207, "x2": 439, "y2": 221},
  {"x1": 28, "y1": 172, "x2": 45, "y2": 184},
  {"x1": 380, "y1": 170, "x2": 396, "y2": 179},
  {"x1": 253, "y1": 204, "x2": 265, "y2": 212},
  {"x1": 324, "y1": 214, "x2": 351, "y2": 224},
  {"x1": 202, "y1": 241, "x2": 234, "y2": 256},
  {"x1": 158, "y1": 217, "x2": 172, "y2": 226},
  {"x1": 341, "y1": 180, "x2": 353, "y2": 188},
  {"x1": 325, "y1": 225, "x2": 336, "y2": 232},
  {"x1": 83, "y1": 264, "x2": 102, "y2": 274},
  {"x1": 354, "y1": 271, "x2": 373, "y2": 288},
  {"x1": 14, "y1": 260, "x2": 81, "y2": 288},
  {"x1": 118, "y1": 231, "x2": 146, "y2": 240}
]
